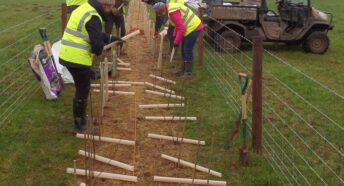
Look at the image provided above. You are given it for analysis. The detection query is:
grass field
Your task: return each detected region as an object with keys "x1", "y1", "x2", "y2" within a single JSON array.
[{"x1": 0, "y1": 0, "x2": 343, "y2": 185}]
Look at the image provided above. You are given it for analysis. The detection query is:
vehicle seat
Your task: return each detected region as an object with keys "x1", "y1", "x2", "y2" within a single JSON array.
[
  {"x1": 240, "y1": 0, "x2": 261, "y2": 6},
  {"x1": 264, "y1": 14, "x2": 281, "y2": 22}
]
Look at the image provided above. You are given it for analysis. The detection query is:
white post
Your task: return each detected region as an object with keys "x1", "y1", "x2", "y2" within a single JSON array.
[
  {"x1": 144, "y1": 116, "x2": 197, "y2": 121},
  {"x1": 111, "y1": 81, "x2": 145, "y2": 85},
  {"x1": 161, "y1": 154, "x2": 222, "y2": 177},
  {"x1": 91, "y1": 83, "x2": 131, "y2": 87},
  {"x1": 145, "y1": 90, "x2": 184, "y2": 100},
  {"x1": 153, "y1": 176, "x2": 227, "y2": 186},
  {"x1": 117, "y1": 67, "x2": 132, "y2": 71},
  {"x1": 139, "y1": 104, "x2": 184, "y2": 109},
  {"x1": 149, "y1": 74, "x2": 176, "y2": 84},
  {"x1": 93, "y1": 89, "x2": 135, "y2": 96},
  {"x1": 66, "y1": 168, "x2": 138, "y2": 182},
  {"x1": 76, "y1": 133, "x2": 135, "y2": 146},
  {"x1": 157, "y1": 29, "x2": 167, "y2": 69},
  {"x1": 148, "y1": 133, "x2": 205, "y2": 145},
  {"x1": 78, "y1": 150, "x2": 134, "y2": 171},
  {"x1": 145, "y1": 82, "x2": 175, "y2": 94}
]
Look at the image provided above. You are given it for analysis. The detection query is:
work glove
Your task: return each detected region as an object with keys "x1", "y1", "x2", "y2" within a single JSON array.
[
  {"x1": 153, "y1": 31, "x2": 159, "y2": 39},
  {"x1": 111, "y1": 36, "x2": 124, "y2": 44}
]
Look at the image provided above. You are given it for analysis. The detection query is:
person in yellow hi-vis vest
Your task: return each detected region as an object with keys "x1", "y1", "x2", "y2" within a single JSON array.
[
  {"x1": 154, "y1": 2, "x2": 203, "y2": 79},
  {"x1": 66, "y1": 0, "x2": 88, "y2": 14},
  {"x1": 167, "y1": 0, "x2": 184, "y2": 4},
  {"x1": 60, "y1": 0, "x2": 123, "y2": 133}
]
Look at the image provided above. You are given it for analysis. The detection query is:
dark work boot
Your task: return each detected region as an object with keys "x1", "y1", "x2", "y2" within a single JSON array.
[
  {"x1": 181, "y1": 62, "x2": 193, "y2": 80},
  {"x1": 174, "y1": 61, "x2": 185, "y2": 76},
  {"x1": 73, "y1": 98, "x2": 87, "y2": 133}
]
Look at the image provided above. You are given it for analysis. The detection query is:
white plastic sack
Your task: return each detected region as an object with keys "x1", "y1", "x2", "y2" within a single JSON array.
[{"x1": 52, "y1": 40, "x2": 74, "y2": 84}]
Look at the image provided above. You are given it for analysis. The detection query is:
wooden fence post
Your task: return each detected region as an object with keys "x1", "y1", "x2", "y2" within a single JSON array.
[
  {"x1": 252, "y1": 36, "x2": 263, "y2": 153},
  {"x1": 198, "y1": 7, "x2": 204, "y2": 65},
  {"x1": 61, "y1": 3, "x2": 67, "y2": 36}
]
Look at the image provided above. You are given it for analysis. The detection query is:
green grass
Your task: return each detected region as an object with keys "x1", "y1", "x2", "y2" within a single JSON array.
[
  {"x1": 0, "y1": 0, "x2": 80, "y2": 185},
  {"x1": 0, "y1": 0, "x2": 343, "y2": 185},
  {"x1": 169, "y1": 0, "x2": 344, "y2": 185}
]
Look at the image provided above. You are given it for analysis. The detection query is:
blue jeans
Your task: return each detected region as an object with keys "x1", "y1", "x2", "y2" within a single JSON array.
[{"x1": 181, "y1": 30, "x2": 201, "y2": 63}]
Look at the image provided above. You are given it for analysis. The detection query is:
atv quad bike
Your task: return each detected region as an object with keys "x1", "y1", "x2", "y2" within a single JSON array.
[{"x1": 204, "y1": 0, "x2": 333, "y2": 54}]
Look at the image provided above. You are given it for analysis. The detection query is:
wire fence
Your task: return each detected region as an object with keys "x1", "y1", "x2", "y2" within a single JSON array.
[
  {"x1": 0, "y1": 11, "x2": 61, "y2": 130},
  {"x1": 202, "y1": 16, "x2": 343, "y2": 185},
  {"x1": 0, "y1": 2, "x2": 343, "y2": 185}
]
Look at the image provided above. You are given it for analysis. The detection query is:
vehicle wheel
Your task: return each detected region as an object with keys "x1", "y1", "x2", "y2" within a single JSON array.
[
  {"x1": 216, "y1": 30, "x2": 242, "y2": 53},
  {"x1": 303, "y1": 31, "x2": 329, "y2": 54}
]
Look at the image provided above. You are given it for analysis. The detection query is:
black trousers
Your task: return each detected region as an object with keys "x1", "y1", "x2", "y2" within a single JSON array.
[
  {"x1": 66, "y1": 67, "x2": 91, "y2": 100},
  {"x1": 105, "y1": 14, "x2": 126, "y2": 37}
]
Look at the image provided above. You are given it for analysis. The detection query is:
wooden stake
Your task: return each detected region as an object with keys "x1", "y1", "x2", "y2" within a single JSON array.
[
  {"x1": 144, "y1": 116, "x2": 197, "y2": 121},
  {"x1": 93, "y1": 89, "x2": 135, "y2": 95},
  {"x1": 117, "y1": 58, "x2": 130, "y2": 66},
  {"x1": 104, "y1": 30, "x2": 141, "y2": 50},
  {"x1": 148, "y1": 133, "x2": 205, "y2": 145},
  {"x1": 91, "y1": 83, "x2": 131, "y2": 87},
  {"x1": 139, "y1": 104, "x2": 184, "y2": 109},
  {"x1": 145, "y1": 82, "x2": 175, "y2": 94},
  {"x1": 111, "y1": 80, "x2": 145, "y2": 85},
  {"x1": 153, "y1": 176, "x2": 226, "y2": 186},
  {"x1": 252, "y1": 36, "x2": 263, "y2": 153},
  {"x1": 161, "y1": 154, "x2": 222, "y2": 177},
  {"x1": 145, "y1": 90, "x2": 184, "y2": 100},
  {"x1": 149, "y1": 74, "x2": 176, "y2": 84},
  {"x1": 76, "y1": 133, "x2": 135, "y2": 146},
  {"x1": 104, "y1": 58, "x2": 109, "y2": 101},
  {"x1": 61, "y1": 3, "x2": 67, "y2": 36},
  {"x1": 117, "y1": 67, "x2": 132, "y2": 71},
  {"x1": 78, "y1": 150, "x2": 134, "y2": 171},
  {"x1": 111, "y1": 48, "x2": 117, "y2": 78},
  {"x1": 100, "y1": 61, "x2": 105, "y2": 117},
  {"x1": 157, "y1": 29, "x2": 167, "y2": 69},
  {"x1": 118, "y1": 63, "x2": 131, "y2": 67},
  {"x1": 66, "y1": 168, "x2": 138, "y2": 182}
]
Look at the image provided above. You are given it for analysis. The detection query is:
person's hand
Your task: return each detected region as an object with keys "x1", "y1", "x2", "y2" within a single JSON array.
[
  {"x1": 111, "y1": 7, "x2": 119, "y2": 15},
  {"x1": 173, "y1": 44, "x2": 179, "y2": 49}
]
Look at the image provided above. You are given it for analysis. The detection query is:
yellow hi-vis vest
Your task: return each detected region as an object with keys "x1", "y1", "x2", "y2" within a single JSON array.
[
  {"x1": 66, "y1": 0, "x2": 88, "y2": 6},
  {"x1": 168, "y1": 3, "x2": 201, "y2": 36},
  {"x1": 167, "y1": 0, "x2": 184, "y2": 4},
  {"x1": 60, "y1": 3, "x2": 103, "y2": 66}
]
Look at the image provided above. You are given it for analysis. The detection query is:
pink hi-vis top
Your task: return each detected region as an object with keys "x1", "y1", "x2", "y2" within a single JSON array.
[{"x1": 166, "y1": 4, "x2": 204, "y2": 45}]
